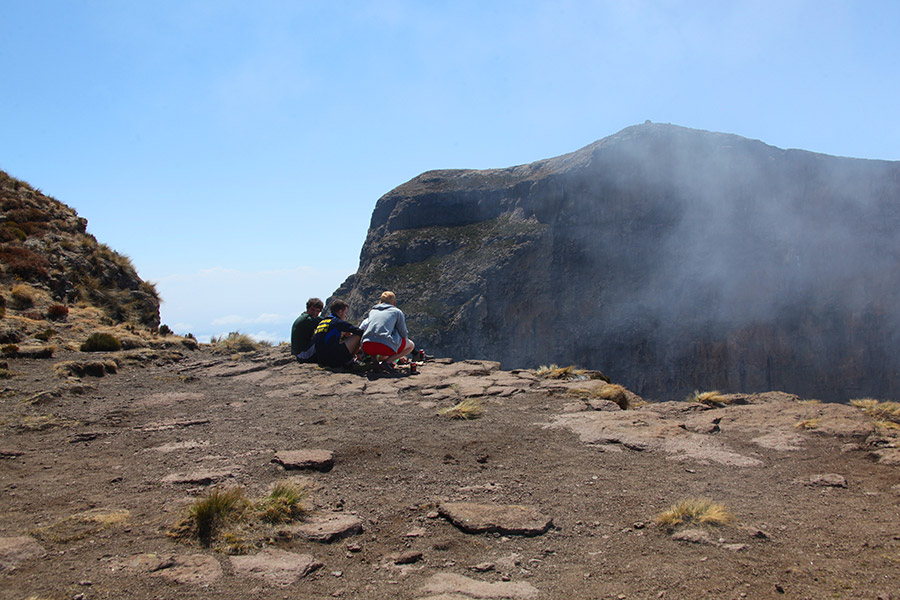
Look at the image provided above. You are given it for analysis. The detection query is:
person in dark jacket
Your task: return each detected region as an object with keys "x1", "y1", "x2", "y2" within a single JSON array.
[
  {"x1": 313, "y1": 299, "x2": 362, "y2": 368},
  {"x1": 290, "y1": 297, "x2": 323, "y2": 362}
]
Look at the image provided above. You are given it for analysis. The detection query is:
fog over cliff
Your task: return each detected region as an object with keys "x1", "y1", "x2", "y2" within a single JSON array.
[{"x1": 334, "y1": 123, "x2": 900, "y2": 401}]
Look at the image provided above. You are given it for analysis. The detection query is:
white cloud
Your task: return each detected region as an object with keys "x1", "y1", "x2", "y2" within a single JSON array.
[
  {"x1": 211, "y1": 313, "x2": 287, "y2": 326},
  {"x1": 153, "y1": 264, "x2": 351, "y2": 343}
]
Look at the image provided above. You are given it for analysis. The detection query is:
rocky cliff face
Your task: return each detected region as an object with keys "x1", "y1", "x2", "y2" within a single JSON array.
[
  {"x1": 333, "y1": 123, "x2": 900, "y2": 401},
  {"x1": 0, "y1": 170, "x2": 160, "y2": 328}
]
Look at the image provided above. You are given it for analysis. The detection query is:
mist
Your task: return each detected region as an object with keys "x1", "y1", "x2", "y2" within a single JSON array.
[{"x1": 337, "y1": 123, "x2": 900, "y2": 401}]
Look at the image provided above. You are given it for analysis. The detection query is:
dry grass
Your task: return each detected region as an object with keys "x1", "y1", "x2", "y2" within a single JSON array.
[
  {"x1": 794, "y1": 418, "x2": 821, "y2": 430},
  {"x1": 10, "y1": 283, "x2": 36, "y2": 309},
  {"x1": 686, "y1": 390, "x2": 728, "y2": 405},
  {"x1": 655, "y1": 498, "x2": 734, "y2": 531},
  {"x1": 568, "y1": 382, "x2": 632, "y2": 410},
  {"x1": 440, "y1": 398, "x2": 483, "y2": 420},
  {"x1": 535, "y1": 364, "x2": 587, "y2": 380},
  {"x1": 19, "y1": 413, "x2": 77, "y2": 431},
  {"x1": 596, "y1": 383, "x2": 630, "y2": 409},
  {"x1": 81, "y1": 331, "x2": 122, "y2": 352},
  {"x1": 211, "y1": 331, "x2": 261, "y2": 353},
  {"x1": 31, "y1": 509, "x2": 129, "y2": 543},
  {"x1": 851, "y1": 398, "x2": 900, "y2": 425}
]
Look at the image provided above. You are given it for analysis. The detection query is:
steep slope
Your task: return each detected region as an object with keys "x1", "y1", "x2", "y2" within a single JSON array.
[
  {"x1": 334, "y1": 123, "x2": 900, "y2": 401},
  {"x1": 1, "y1": 170, "x2": 160, "y2": 342}
]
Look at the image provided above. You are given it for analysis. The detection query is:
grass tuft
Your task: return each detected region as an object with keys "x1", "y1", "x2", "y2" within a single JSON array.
[
  {"x1": 256, "y1": 481, "x2": 308, "y2": 524},
  {"x1": 596, "y1": 383, "x2": 630, "y2": 410},
  {"x1": 10, "y1": 284, "x2": 35, "y2": 309},
  {"x1": 794, "y1": 418, "x2": 820, "y2": 430},
  {"x1": 170, "y1": 487, "x2": 250, "y2": 547},
  {"x1": 81, "y1": 332, "x2": 122, "y2": 352},
  {"x1": 535, "y1": 364, "x2": 587, "y2": 380},
  {"x1": 851, "y1": 398, "x2": 900, "y2": 425},
  {"x1": 687, "y1": 390, "x2": 726, "y2": 405},
  {"x1": 568, "y1": 382, "x2": 632, "y2": 410},
  {"x1": 440, "y1": 398, "x2": 483, "y2": 420},
  {"x1": 655, "y1": 498, "x2": 734, "y2": 531},
  {"x1": 211, "y1": 331, "x2": 260, "y2": 353}
]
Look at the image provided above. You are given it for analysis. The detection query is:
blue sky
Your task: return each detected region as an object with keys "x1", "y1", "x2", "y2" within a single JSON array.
[{"x1": 2, "y1": 1, "x2": 898, "y2": 343}]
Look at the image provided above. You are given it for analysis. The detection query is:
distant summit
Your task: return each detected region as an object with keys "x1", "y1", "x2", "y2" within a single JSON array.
[
  {"x1": 1, "y1": 170, "x2": 160, "y2": 345},
  {"x1": 334, "y1": 123, "x2": 900, "y2": 401}
]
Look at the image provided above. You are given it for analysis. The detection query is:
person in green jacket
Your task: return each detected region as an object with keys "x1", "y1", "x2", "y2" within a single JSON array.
[{"x1": 291, "y1": 297, "x2": 324, "y2": 362}]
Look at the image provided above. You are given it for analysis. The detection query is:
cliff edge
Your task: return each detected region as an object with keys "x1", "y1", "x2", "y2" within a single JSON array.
[{"x1": 334, "y1": 123, "x2": 900, "y2": 401}]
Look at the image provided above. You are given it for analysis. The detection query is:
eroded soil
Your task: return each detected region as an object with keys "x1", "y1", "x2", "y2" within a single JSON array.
[{"x1": 1, "y1": 347, "x2": 899, "y2": 600}]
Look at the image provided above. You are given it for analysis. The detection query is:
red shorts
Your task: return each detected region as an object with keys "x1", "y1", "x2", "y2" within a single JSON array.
[{"x1": 362, "y1": 338, "x2": 407, "y2": 358}]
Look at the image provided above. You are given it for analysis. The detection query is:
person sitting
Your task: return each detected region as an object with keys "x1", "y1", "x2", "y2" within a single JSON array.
[
  {"x1": 313, "y1": 299, "x2": 363, "y2": 368},
  {"x1": 360, "y1": 291, "x2": 415, "y2": 371},
  {"x1": 290, "y1": 297, "x2": 324, "y2": 362}
]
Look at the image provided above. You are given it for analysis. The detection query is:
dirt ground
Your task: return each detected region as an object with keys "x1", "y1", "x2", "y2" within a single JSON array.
[{"x1": 1, "y1": 346, "x2": 899, "y2": 600}]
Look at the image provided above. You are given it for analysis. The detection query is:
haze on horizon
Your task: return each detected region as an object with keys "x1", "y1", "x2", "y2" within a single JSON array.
[{"x1": 1, "y1": 1, "x2": 898, "y2": 344}]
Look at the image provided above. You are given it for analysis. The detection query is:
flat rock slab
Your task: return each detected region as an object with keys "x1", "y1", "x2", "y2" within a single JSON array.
[
  {"x1": 417, "y1": 572, "x2": 539, "y2": 599},
  {"x1": 285, "y1": 513, "x2": 363, "y2": 542},
  {"x1": 161, "y1": 468, "x2": 237, "y2": 485},
  {"x1": 439, "y1": 502, "x2": 552, "y2": 536},
  {"x1": 230, "y1": 547, "x2": 322, "y2": 586},
  {"x1": 871, "y1": 448, "x2": 900, "y2": 465},
  {"x1": 0, "y1": 536, "x2": 45, "y2": 571},
  {"x1": 671, "y1": 528, "x2": 715, "y2": 545},
  {"x1": 124, "y1": 553, "x2": 223, "y2": 585},
  {"x1": 804, "y1": 473, "x2": 848, "y2": 488},
  {"x1": 272, "y1": 449, "x2": 334, "y2": 472}
]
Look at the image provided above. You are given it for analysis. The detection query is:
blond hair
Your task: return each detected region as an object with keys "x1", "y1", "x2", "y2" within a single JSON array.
[{"x1": 380, "y1": 291, "x2": 396, "y2": 305}]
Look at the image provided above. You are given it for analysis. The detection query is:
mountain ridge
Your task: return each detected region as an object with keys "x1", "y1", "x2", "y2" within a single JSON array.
[{"x1": 334, "y1": 123, "x2": 900, "y2": 401}]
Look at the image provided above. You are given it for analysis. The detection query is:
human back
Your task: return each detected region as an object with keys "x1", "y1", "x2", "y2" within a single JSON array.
[{"x1": 360, "y1": 291, "x2": 414, "y2": 365}]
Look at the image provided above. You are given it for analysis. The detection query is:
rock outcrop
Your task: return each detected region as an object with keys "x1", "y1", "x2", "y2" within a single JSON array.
[
  {"x1": 333, "y1": 123, "x2": 900, "y2": 401},
  {"x1": 1, "y1": 170, "x2": 160, "y2": 332}
]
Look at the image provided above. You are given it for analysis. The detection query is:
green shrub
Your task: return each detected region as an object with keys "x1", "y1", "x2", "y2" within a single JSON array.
[
  {"x1": 81, "y1": 332, "x2": 122, "y2": 352},
  {"x1": 256, "y1": 481, "x2": 308, "y2": 524},
  {"x1": 158, "y1": 324, "x2": 172, "y2": 336}
]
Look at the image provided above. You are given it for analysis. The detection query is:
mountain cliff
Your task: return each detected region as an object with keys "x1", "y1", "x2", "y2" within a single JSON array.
[
  {"x1": 1, "y1": 170, "x2": 160, "y2": 337},
  {"x1": 333, "y1": 123, "x2": 900, "y2": 401}
]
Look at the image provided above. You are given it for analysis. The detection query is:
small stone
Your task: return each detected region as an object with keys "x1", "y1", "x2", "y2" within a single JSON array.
[
  {"x1": 405, "y1": 527, "x2": 427, "y2": 538},
  {"x1": 722, "y1": 543, "x2": 749, "y2": 552},
  {"x1": 393, "y1": 550, "x2": 423, "y2": 565},
  {"x1": 471, "y1": 562, "x2": 495, "y2": 572},
  {"x1": 805, "y1": 473, "x2": 848, "y2": 488},
  {"x1": 671, "y1": 528, "x2": 714, "y2": 545}
]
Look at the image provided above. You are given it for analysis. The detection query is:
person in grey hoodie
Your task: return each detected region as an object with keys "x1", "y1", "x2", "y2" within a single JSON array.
[{"x1": 360, "y1": 291, "x2": 415, "y2": 368}]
